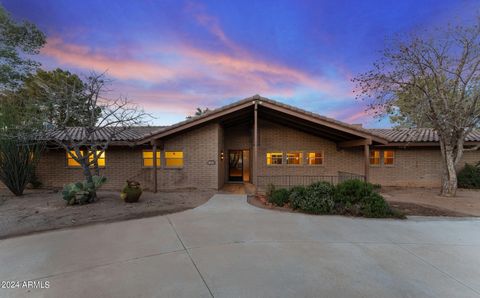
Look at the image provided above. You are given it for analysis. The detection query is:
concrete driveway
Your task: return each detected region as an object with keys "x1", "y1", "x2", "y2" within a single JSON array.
[{"x1": 1, "y1": 194, "x2": 479, "y2": 298}]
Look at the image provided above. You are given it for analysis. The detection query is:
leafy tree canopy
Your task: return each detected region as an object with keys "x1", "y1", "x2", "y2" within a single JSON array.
[
  {"x1": 16, "y1": 68, "x2": 100, "y2": 126},
  {"x1": 0, "y1": 4, "x2": 45, "y2": 91}
]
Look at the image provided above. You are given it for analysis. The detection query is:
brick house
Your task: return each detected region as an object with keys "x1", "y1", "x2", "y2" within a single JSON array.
[{"x1": 34, "y1": 95, "x2": 480, "y2": 191}]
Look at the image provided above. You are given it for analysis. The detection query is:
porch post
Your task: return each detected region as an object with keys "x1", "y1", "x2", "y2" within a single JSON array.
[
  {"x1": 253, "y1": 101, "x2": 258, "y2": 191},
  {"x1": 153, "y1": 143, "x2": 158, "y2": 193},
  {"x1": 363, "y1": 144, "x2": 370, "y2": 182}
]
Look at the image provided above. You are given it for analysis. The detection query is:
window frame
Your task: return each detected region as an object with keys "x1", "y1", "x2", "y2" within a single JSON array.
[
  {"x1": 369, "y1": 149, "x2": 381, "y2": 166},
  {"x1": 142, "y1": 150, "x2": 161, "y2": 168},
  {"x1": 306, "y1": 151, "x2": 324, "y2": 166},
  {"x1": 66, "y1": 150, "x2": 106, "y2": 168},
  {"x1": 164, "y1": 151, "x2": 184, "y2": 168},
  {"x1": 266, "y1": 152, "x2": 283, "y2": 166},
  {"x1": 286, "y1": 151, "x2": 303, "y2": 165}
]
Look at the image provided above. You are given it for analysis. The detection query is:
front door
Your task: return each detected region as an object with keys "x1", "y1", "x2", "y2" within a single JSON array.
[{"x1": 228, "y1": 150, "x2": 243, "y2": 182}]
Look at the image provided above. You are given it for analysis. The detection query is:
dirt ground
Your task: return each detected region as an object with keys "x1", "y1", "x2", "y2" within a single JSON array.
[
  {"x1": 0, "y1": 188, "x2": 215, "y2": 239},
  {"x1": 381, "y1": 187, "x2": 480, "y2": 217}
]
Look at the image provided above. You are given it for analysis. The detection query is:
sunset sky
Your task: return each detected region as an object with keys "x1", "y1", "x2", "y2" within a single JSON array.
[{"x1": 3, "y1": 0, "x2": 479, "y2": 127}]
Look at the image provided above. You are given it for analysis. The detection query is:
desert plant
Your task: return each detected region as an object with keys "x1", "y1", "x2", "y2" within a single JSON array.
[
  {"x1": 61, "y1": 175, "x2": 106, "y2": 205},
  {"x1": 121, "y1": 180, "x2": 142, "y2": 203},
  {"x1": 457, "y1": 163, "x2": 480, "y2": 189},
  {"x1": 268, "y1": 188, "x2": 290, "y2": 207},
  {"x1": 295, "y1": 181, "x2": 335, "y2": 214}
]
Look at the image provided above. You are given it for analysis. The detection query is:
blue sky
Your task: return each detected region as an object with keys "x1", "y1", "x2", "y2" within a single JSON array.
[{"x1": 3, "y1": 0, "x2": 479, "y2": 127}]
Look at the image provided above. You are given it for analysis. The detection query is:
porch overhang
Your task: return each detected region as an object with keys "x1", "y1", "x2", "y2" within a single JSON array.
[{"x1": 139, "y1": 95, "x2": 389, "y2": 145}]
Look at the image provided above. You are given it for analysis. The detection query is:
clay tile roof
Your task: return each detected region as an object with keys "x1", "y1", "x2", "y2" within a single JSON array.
[
  {"x1": 368, "y1": 128, "x2": 480, "y2": 143},
  {"x1": 46, "y1": 126, "x2": 166, "y2": 142}
]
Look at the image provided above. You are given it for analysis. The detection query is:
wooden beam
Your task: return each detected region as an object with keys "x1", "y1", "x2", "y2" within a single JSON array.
[
  {"x1": 260, "y1": 110, "x2": 349, "y2": 141},
  {"x1": 151, "y1": 139, "x2": 164, "y2": 150},
  {"x1": 338, "y1": 138, "x2": 372, "y2": 148},
  {"x1": 364, "y1": 144, "x2": 370, "y2": 183},
  {"x1": 259, "y1": 101, "x2": 389, "y2": 144},
  {"x1": 375, "y1": 141, "x2": 480, "y2": 148},
  {"x1": 153, "y1": 143, "x2": 158, "y2": 193},
  {"x1": 253, "y1": 101, "x2": 258, "y2": 192}
]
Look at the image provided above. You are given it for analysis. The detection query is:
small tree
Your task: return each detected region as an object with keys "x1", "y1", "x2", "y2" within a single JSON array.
[
  {"x1": 354, "y1": 17, "x2": 480, "y2": 197},
  {"x1": 42, "y1": 73, "x2": 148, "y2": 202}
]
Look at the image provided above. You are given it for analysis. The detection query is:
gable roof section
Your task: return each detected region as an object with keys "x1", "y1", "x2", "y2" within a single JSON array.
[
  {"x1": 142, "y1": 95, "x2": 389, "y2": 144},
  {"x1": 370, "y1": 128, "x2": 480, "y2": 144}
]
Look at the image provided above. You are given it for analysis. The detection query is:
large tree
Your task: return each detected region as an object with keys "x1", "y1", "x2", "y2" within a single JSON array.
[
  {"x1": 18, "y1": 68, "x2": 101, "y2": 126},
  {"x1": 0, "y1": 4, "x2": 46, "y2": 195},
  {"x1": 354, "y1": 18, "x2": 480, "y2": 197},
  {"x1": 0, "y1": 4, "x2": 45, "y2": 91},
  {"x1": 43, "y1": 73, "x2": 148, "y2": 202}
]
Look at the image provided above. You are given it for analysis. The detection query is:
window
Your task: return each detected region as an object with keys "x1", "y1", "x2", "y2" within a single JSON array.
[
  {"x1": 369, "y1": 150, "x2": 380, "y2": 165},
  {"x1": 165, "y1": 151, "x2": 184, "y2": 167},
  {"x1": 90, "y1": 151, "x2": 105, "y2": 167},
  {"x1": 286, "y1": 152, "x2": 302, "y2": 165},
  {"x1": 142, "y1": 150, "x2": 161, "y2": 167},
  {"x1": 383, "y1": 150, "x2": 395, "y2": 165},
  {"x1": 307, "y1": 152, "x2": 323, "y2": 165},
  {"x1": 66, "y1": 150, "x2": 105, "y2": 168},
  {"x1": 266, "y1": 152, "x2": 283, "y2": 165},
  {"x1": 67, "y1": 150, "x2": 82, "y2": 167}
]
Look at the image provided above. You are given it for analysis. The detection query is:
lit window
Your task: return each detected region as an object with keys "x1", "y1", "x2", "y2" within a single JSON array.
[
  {"x1": 383, "y1": 150, "x2": 394, "y2": 165},
  {"x1": 90, "y1": 151, "x2": 105, "y2": 168},
  {"x1": 66, "y1": 150, "x2": 105, "y2": 168},
  {"x1": 286, "y1": 152, "x2": 302, "y2": 165},
  {"x1": 165, "y1": 151, "x2": 184, "y2": 167},
  {"x1": 266, "y1": 152, "x2": 283, "y2": 165},
  {"x1": 307, "y1": 152, "x2": 323, "y2": 165},
  {"x1": 143, "y1": 150, "x2": 161, "y2": 167},
  {"x1": 369, "y1": 150, "x2": 380, "y2": 165},
  {"x1": 67, "y1": 150, "x2": 82, "y2": 167}
]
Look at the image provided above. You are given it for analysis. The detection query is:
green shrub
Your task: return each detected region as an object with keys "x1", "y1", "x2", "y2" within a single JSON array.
[
  {"x1": 361, "y1": 192, "x2": 394, "y2": 218},
  {"x1": 295, "y1": 181, "x2": 335, "y2": 214},
  {"x1": 335, "y1": 179, "x2": 375, "y2": 204},
  {"x1": 289, "y1": 186, "x2": 307, "y2": 210},
  {"x1": 266, "y1": 183, "x2": 276, "y2": 198},
  {"x1": 458, "y1": 163, "x2": 480, "y2": 189},
  {"x1": 268, "y1": 188, "x2": 290, "y2": 207}
]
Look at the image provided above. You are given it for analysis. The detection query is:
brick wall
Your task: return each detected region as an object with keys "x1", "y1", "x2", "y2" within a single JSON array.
[
  {"x1": 257, "y1": 120, "x2": 364, "y2": 177},
  {"x1": 20, "y1": 119, "x2": 480, "y2": 191},
  {"x1": 35, "y1": 123, "x2": 221, "y2": 191},
  {"x1": 369, "y1": 147, "x2": 480, "y2": 187}
]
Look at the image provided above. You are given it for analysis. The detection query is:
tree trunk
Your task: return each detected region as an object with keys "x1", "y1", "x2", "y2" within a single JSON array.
[
  {"x1": 439, "y1": 141, "x2": 458, "y2": 197},
  {"x1": 80, "y1": 161, "x2": 97, "y2": 202}
]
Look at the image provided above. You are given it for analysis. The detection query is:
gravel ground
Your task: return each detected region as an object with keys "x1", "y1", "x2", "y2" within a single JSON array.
[{"x1": 0, "y1": 188, "x2": 215, "y2": 239}]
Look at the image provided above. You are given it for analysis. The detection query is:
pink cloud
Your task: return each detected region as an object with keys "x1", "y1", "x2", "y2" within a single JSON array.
[
  {"x1": 42, "y1": 37, "x2": 184, "y2": 82},
  {"x1": 40, "y1": 11, "x2": 357, "y2": 121}
]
